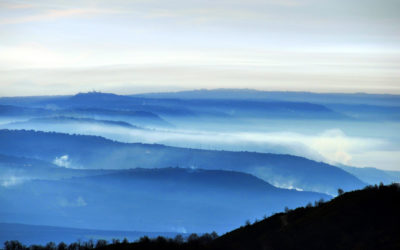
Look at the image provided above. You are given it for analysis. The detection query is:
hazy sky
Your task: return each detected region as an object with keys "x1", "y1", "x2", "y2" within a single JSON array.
[{"x1": 1, "y1": 0, "x2": 400, "y2": 96}]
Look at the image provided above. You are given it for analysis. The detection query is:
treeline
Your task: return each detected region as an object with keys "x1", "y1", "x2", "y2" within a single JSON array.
[{"x1": 4, "y1": 232, "x2": 219, "y2": 250}]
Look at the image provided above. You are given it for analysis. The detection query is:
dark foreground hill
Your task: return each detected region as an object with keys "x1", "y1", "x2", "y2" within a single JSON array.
[
  {"x1": 212, "y1": 183, "x2": 400, "y2": 250},
  {"x1": 6, "y1": 184, "x2": 399, "y2": 250}
]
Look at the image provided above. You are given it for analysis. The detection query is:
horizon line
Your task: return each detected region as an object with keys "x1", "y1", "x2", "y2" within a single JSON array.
[{"x1": 1, "y1": 88, "x2": 400, "y2": 98}]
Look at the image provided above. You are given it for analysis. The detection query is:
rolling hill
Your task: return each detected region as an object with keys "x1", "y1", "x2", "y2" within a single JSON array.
[
  {"x1": 0, "y1": 129, "x2": 365, "y2": 195},
  {"x1": 0, "y1": 154, "x2": 115, "y2": 184},
  {"x1": 0, "y1": 167, "x2": 330, "y2": 233}
]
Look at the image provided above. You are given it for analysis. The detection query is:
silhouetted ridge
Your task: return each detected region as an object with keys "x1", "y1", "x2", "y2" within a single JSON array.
[
  {"x1": 70, "y1": 92, "x2": 132, "y2": 102},
  {"x1": 213, "y1": 184, "x2": 400, "y2": 250}
]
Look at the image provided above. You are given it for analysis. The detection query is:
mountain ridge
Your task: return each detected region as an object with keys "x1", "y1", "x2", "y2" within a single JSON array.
[
  {"x1": 0, "y1": 166, "x2": 330, "y2": 233},
  {"x1": 0, "y1": 129, "x2": 366, "y2": 195}
]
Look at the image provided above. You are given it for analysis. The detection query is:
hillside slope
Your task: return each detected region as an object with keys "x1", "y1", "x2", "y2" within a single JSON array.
[
  {"x1": 0, "y1": 168, "x2": 329, "y2": 233},
  {"x1": 0, "y1": 129, "x2": 365, "y2": 195},
  {"x1": 0, "y1": 154, "x2": 115, "y2": 183},
  {"x1": 213, "y1": 184, "x2": 400, "y2": 250}
]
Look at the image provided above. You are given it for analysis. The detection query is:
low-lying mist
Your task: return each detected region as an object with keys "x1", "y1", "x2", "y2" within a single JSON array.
[{"x1": 2, "y1": 118, "x2": 399, "y2": 170}]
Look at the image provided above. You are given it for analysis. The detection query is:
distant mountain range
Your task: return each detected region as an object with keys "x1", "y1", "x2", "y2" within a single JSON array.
[
  {"x1": 134, "y1": 88, "x2": 400, "y2": 106},
  {"x1": 2, "y1": 90, "x2": 399, "y2": 121},
  {"x1": 0, "y1": 104, "x2": 170, "y2": 128},
  {"x1": 0, "y1": 129, "x2": 366, "y2": 195}
]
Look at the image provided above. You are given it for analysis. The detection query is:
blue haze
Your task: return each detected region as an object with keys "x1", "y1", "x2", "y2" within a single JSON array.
[{"x1": 0, "y1": 89, "x2": 399, "y2": 245}]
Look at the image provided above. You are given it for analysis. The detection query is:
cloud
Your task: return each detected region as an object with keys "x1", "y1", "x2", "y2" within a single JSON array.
[
  {"x1": 53, "y1": 155, "x2": 71, "y2": 168},
  {"x1": 0, "y1": 175, "x2": 27, "y2": 187},
  {"x1": 270, "y1": 180, "x2": 304, "y2": 191},
  {"x1": 311, "y1": 129, "x2": 353, "y2": 164},
  {"x1": 0, "y1": 3, "x2": 34, "y2": 9},
  {"x1": 1, "y1": 48, "x2": 399, "y2": 95},
  {"x1": 109, "y1": 127, "x2": 398, "y2": 170},
  {"x1": 0, "y1": 8, "x2": 119, "y2": 25}
]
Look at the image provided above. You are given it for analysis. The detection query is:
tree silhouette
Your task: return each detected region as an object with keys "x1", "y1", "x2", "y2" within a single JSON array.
[
  {"x1": 45, "y1": 242, "x2": 56, "y2": 250},
  {"x1": 95, "y1": 240, "x2": 107, "y2": 249},
  {"x1": 57, "y1": 242, "x2": 67, "y2": 250},
  {"x1": 4, "y1": 241, "x2": 25, "y2": 250}
]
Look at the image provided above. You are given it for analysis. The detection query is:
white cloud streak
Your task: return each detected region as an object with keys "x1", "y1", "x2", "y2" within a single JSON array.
[
  {"x1": 53, "y1": 155, "x2": 71, "y2": 168},
  {"x1": 0, "y1": 8, "x2": 120, "y2": 25},
  {"x1": 0, "y1": 175, "x2": 28, "y2": 187},
  {"x1": 0, "y1": 0, "x2": 399, "y2": 95},
  {"x1": 4, "y1": 119, "x2": 398, "y2": 170}
]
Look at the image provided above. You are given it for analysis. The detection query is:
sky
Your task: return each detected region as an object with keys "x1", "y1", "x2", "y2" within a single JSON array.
[{"x1": 0, "y1": 0, "x2": 400, "y2": 96}]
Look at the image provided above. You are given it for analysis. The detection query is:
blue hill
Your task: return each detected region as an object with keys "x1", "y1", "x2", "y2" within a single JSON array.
[{"x1": 0, "y1": 129, "x2": 365, "y2": 195}]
